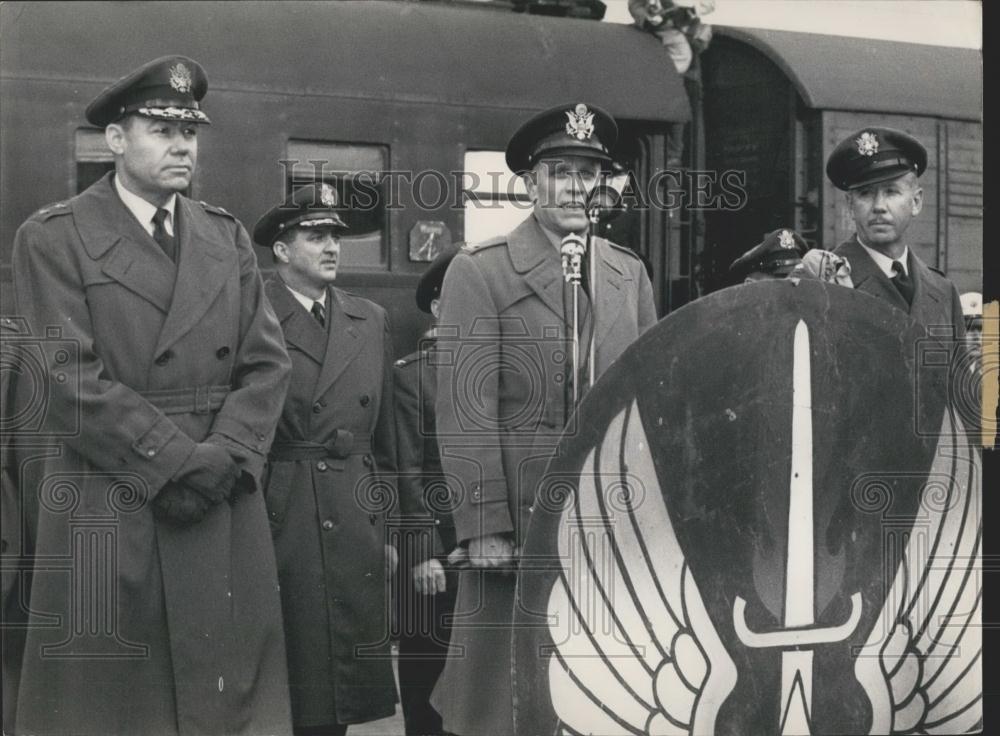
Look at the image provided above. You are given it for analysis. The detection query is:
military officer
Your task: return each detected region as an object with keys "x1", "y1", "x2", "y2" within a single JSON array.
[
  {"x1": 393, "y1": 245, "x2": 460, "y2": 735},
  {"x1": 729, "y1": 227, "x2": 807, "y2": 283},
  {"x1": 432, "y1": 103, "x2": 658, "y2": 735},
  {"x1": 827, "y1": 127, "x2": 965, "y2": 339},
  {"x1": 10, "y1": 56, "x2": 293, "y2": 735},
  {"x1": 254, "y1": 184, "x2": 399, "y2": 736}
]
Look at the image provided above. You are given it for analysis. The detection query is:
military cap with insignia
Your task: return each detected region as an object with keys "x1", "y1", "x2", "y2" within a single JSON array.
[
  {"x1": 85, "y1": 55, "x2": 211, "y2": 127},
  {"x1": 506, "y1": 102, "x2": 618, "y2": 174},
  {"x1": 415, "y1": 244, "x2": 461, "y2": 313},
  {"x1": 252, "y1": 183, "x2": 348, "y2": 248},
  {"x1": 729, "y1": 228, "x2": 808, "y2": 281},
  {"x1": 826, "y1": 127, "x2": 927, "y2": 191}
]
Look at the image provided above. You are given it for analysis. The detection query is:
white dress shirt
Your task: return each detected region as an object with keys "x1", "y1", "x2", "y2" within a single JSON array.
[
  {"x1": 858, "y1": 237, "x2": 909, "y2": 278},
  {"x1": 285, "y1": 284, "x2": 328, "y2": 315},
  {"x1": 114, "y1": 175, "x2": 177, "y2": 238}
]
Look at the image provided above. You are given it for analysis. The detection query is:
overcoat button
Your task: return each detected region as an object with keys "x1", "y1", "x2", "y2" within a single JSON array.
[
  {"x1": 362, "y1": 455, "x2": 373, "y2": 468},
  {"x1": 322, "y1": 520, "x2": 334, "y2": 531},
  {"x1": 317, "y1": 461, "x2": 328, "y2": 471},
  {"x1": 360, "y1": 394, "x2": 370, "y2": 407},
  {"x1": 312, "y1": 402, "x2": 322, "y2": 413},
  {"x1": 216, "y1": 346, "x2": 230, "y2": 359},
  {"x1": 154, "y1": 351, "x2": 172, "y2": 366}
]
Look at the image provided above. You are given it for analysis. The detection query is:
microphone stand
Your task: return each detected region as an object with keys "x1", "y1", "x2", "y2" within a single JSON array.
[
  {"x1": 560, "y1": 234, "x2": 586, "y2": 409},
  {"x1": 587, "y1": 205, "x2": 600, "y2": 390}
]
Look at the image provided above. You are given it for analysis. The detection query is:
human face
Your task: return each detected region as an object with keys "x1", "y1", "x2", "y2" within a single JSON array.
[
  {"x1": 526, "y1": 155, "x2": 603, "y2": 236},
  {"x1": 273, "y1": 226, "x2": 341, "y2": 298},
  {"x1": 106, "y1": 117, "x2": 198, "y2": 206},
  {"x1": 847, "y1": 173, "x2": 923, "y2": 257}
]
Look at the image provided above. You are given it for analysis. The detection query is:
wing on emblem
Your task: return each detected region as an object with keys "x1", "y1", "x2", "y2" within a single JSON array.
[
  {"x1": 546, "y1": 401, "x2": 737, "y2": 736},
  {"x1": 855, "y1": 406, "x2": 982, "y2": 734}
]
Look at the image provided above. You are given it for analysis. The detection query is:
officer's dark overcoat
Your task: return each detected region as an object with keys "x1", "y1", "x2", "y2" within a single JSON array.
[
  {"x1": 10, "y1": 172, "x2": 293, "y2": 735},
  {"x1": 263, "y1": 278, "x2": 399, "y2": 728}
]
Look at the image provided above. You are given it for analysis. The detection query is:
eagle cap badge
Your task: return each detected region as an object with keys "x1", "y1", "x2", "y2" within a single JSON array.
[
  {"x1": 856, "y1": 131, "x2": 879, "y2": 157},
  {"x1": 779, "y1": 230, "x2": 796, "y2": 249},
  {"x1": 320, "y1": 182, "x2": 338, "y2": 208},
  {"x1": 565, "y1": 103, "x2": 595, "y2": 141},
  {"x1": 168, "y1": 63, "x2": 193, "y2": 94}
]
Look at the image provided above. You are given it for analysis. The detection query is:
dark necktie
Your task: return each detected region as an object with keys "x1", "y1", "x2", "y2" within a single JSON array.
[
  {"x1": 152, "y1": 208, "x2": 176, "y2": 262},
  {"x1": 310, "y1": 300, "x2": 326, "y2": 328},
  {"x1": 890, "y1": 260, "x2": 914, "y2": 306}
]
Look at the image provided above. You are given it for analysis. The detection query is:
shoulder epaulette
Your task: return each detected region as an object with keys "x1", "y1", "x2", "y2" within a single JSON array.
[
  {"x1": 462, "y1": 235, "x2": 507, "y2": 254},
  {"x1": 607, "y1": 240, "x2": 642, "y2": 261},
  {"x1": 30, "y1": 201, "x2": 71, "y2": 221},
  {"x1": 199, "y1": 200, "x2": 236, "y2": 220}
]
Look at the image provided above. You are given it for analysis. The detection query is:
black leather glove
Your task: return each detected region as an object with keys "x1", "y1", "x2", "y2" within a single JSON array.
[
  {"x1": 153, "y1": 483, "x2": 211, "y2": 525},
  {"x1": 171, "y1": 442, "x2": 239, "y2": 505}
]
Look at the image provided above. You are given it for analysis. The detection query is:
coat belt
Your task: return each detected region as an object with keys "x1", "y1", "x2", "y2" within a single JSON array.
[
  {"x1": 269, "y1": 431, "x2": 374, "y2": 461},
  {"x1": 139, "y1": 384, "x2": 231, "y2": 415}
]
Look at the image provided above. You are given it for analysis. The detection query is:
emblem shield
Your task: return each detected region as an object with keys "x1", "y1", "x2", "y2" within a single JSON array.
[{"x1": 513, "y1": 280, "x2": 981, "y2": 735}]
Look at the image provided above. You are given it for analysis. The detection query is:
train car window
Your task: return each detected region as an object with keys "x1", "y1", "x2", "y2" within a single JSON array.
[
  {"x1": 462, "y1": 151, "x2": 531, "y2": 244},
  {"x1": 75, "y1": 129, "x2": 115, "y2": 193},
  {"x1": 286, "y1": 141, "x2": 388, "y2": 270}
]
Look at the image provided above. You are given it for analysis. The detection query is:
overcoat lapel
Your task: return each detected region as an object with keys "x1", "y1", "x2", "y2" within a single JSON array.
[
  {"x1": 154, "y1": 198, "x2": 235, "y2": 354},
  {"x1": 509, "y1": 217, "x2": 567, "y2": 320},
  {"x1": 591, "y1": 239, "x2": 626, "y2": 350},
  {"x1": 839, "y1": 237, "x2": 910, "y2": 312},
  {"x1": 74, "y1": 173, "x2": 176, "y2": 313},
  {"x1": 908, "y1": 252, "x2": 947, "y2": 329},
  {"x1": 313, "y1": 287, "x2": 366, "y2": 400},
  {"x1": 266, "y1": 279, "x2": 328, "y2": 366}
]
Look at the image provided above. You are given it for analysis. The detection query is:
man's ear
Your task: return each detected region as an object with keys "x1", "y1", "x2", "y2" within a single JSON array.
[
  {"x1": 272, "y1": 240, "x2": 290, "y2": 265},
  {"x1": 105, "y1": 124, "x2": 126, "y2": 156},
  {"x1": 430, "y1": 298, "x2": 441, "y2": 320},
  {"x1": 910, "y1": 185, "x2": 924, "y2": 216},
  {"x1": 522, "y1": 170, "x2": 538, "y2": 203}
]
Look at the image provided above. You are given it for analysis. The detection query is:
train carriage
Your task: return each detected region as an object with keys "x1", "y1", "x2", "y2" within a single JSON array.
[{"x1": 0, "y1": 0, "x2": 982, "y2": 354}]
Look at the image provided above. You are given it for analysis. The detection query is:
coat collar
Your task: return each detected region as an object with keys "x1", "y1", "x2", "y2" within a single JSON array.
[
  {"x1": 265, "y1": 278, "x2": 369, "y2": 399},
  {"x1": 506, "y1": 215, "x2": 626, "y2": 348},
  {"x1": 837, "y1": 236, "x2": 910, "y2": 312},
  {"x1": 71, "y1": 173, "x2": 234, "y2": 353}
]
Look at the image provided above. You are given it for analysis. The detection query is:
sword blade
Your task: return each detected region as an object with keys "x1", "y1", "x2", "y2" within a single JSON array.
[{"x1": 785, "y1": 319, "x2": 814, "y2": 627}]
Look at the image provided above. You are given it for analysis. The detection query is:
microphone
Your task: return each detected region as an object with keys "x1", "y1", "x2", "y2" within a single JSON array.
[
  {"x1": 560, "y1": 233, "x2": 586, "y2": 285},
  {"x1": 586, "y1": 184, "x2": 625, "y2": 224}
]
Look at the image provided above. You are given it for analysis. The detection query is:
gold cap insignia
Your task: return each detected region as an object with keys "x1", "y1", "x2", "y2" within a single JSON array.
[
  {"x1": 779, "y1": 230, "x2": 796, "y2": 249},
  {"x1": 565, "y1": 103, "x2": 595, "y2": 141},
  {"x1": 856, "y1": 131, "x2": 879, "y2": 157},
  {"x1": 168, "y1": 63, "x2": 193, "y2": 94},
  {"x1": 320, "y1": 183, "x2": 338, "y2": 207}
]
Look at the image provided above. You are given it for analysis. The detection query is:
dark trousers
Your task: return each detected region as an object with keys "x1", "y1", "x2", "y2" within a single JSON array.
[{"x1": 396, "y1": 570, "x2": 457, "y2": 736}]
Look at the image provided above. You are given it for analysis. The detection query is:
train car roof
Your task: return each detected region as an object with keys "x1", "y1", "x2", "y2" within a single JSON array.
[
  {"x1": 715, "y1": 26, "x2": 981, "y2": 122},
  {"x1": 0, "y1": 0, "x2": 690, "y2": 123}
]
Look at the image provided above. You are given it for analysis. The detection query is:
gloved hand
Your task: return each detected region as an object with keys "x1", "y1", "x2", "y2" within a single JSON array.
[
  {"x1": 153, "y1": 483, "x2": 211, "y2": 525},
  {"x1": 171, "y1": 442, "x2": 239, "y2": 505}
]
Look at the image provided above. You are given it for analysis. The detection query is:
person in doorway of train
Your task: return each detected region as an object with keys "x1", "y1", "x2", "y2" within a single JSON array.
[
  {"x1": 827, "y1": 128, "x2": 966, "y2": 342},
  {"x1": 253, "y1": 183, "x2": 399, "y2": 736},
  {"x1": 629, "y1": 0, "x2": 715, "y2": 167},
  {"x1": 9, "y1": 56, "x2": 294, "y2": 735},
  {"x1": 392, "y1": 244, "x2": 461, "y2": 736},
  {"x1": 431, "y1": 102, "x2": 657, "y2": 736}
]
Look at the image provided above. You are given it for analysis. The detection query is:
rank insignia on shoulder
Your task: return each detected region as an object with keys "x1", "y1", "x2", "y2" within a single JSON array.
[
  {"x1": 565, "y1": 103, "x2": 595, "y2": 141},
  {"x1": 33, "y1": 202, "x2": 70, "y2": 219},
  {"x1": 463, "y1": 236, "x2": 505, "y2": 253}
]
